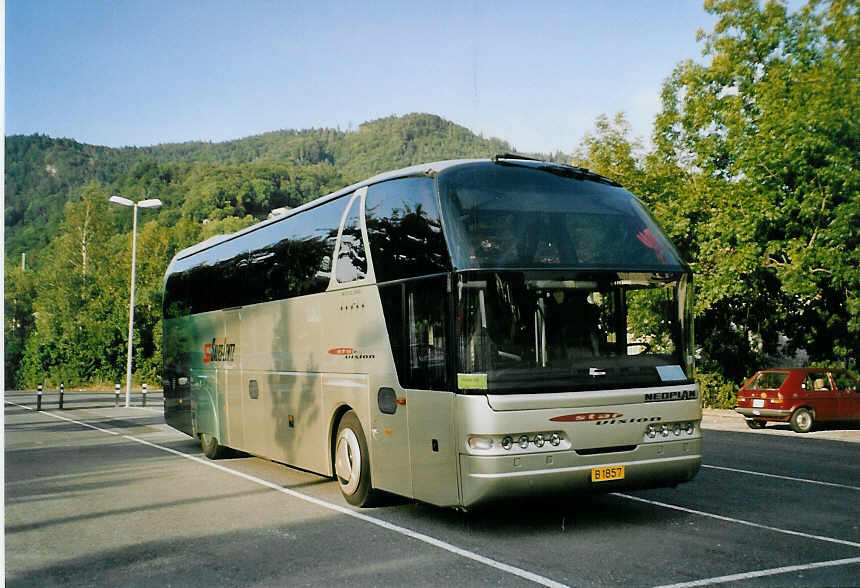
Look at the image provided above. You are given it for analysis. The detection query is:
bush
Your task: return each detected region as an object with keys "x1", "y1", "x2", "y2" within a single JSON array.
[{"x1": 697, "y1": 371, "x2": 739, "y2": 409}]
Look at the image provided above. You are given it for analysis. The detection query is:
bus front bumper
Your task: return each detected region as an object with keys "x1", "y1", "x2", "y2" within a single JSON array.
[{"x1": 459, "y1": 438, "x2": 701, "y2": 508}]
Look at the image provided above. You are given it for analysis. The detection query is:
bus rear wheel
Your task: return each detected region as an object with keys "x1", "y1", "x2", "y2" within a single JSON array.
[
  {"x1": 335, "y1": 411, "x2": 377, "y2": 507},
  {"x1": 200, "y1": 432, "x2": 228, "y2": 459}
]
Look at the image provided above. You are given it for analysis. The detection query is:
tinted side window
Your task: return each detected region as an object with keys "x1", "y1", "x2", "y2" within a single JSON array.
[
  {"x1": 365, "y1": 177, "x2": 450, "y2": 283},
  {"x1": 406, "y1": 277, "x2": 448, "y2": 390},
  {"x1": 185, "y1": 240, "x2": 248, "y2": 314},
  {"x1": 336, "y1": 195, "x2": 368, "y2": 283},
  {"x1": 163, "y1": 271, "x2": 192, "y2": 319},
  {"x1": 170, "y1": 197, "x2": 347, "y2": 315},
  {"x1": 289, "y1": 198, "x2": 343, "y2": 296},
  {"x1": 379, "y1": 284, "x2": 405, "y2": 378},
  {"x1": 378, "y1": 276, "x2": 449, "y2": 390},
  {"x1": 245, "y1": 197, "x2": 345, "y2": 301}
]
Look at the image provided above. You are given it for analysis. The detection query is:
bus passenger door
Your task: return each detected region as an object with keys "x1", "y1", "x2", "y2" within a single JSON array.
[
  {"x1": 368, "y1": 377, "x2": 412, "y2": 498},
  {"x1": 404, "y1": 278, "x2": 459, "y2": 507}
]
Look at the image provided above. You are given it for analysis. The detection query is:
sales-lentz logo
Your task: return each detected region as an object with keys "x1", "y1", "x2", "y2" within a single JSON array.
[{"x1": 203, "y1": 338, "x2": 236, "y2": 363}]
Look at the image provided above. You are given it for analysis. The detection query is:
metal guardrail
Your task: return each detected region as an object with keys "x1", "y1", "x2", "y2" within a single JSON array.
[{"x1": 30, "y1": 385, "x2": 164, "y2": 411}]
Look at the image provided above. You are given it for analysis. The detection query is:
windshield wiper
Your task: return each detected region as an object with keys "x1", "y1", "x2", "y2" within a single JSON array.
[
  {"x1": 535, "y1": 164, "x2": 621, "y2": 187},
  {"x1": 490, "y1": 153, "x2": 621, "y2": 187}
]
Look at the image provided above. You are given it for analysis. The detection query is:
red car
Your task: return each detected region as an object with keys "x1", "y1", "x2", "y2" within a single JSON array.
[{"x1": 735, "y1": 368, "x2": 860, "y2": 433}]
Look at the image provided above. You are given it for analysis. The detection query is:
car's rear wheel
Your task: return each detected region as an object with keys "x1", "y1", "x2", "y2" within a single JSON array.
[
  {"x1": 746, "y1": 419, "x2": 766, "y2": 429},
  {"x1": 790, "y1": 408, "x2": 814, "y2": 433}
]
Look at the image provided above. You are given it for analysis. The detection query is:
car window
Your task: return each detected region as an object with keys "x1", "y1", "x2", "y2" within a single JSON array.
[
  {"x1": 749, "y1": 372, "x2": 788, "y2": 390},
  {"x1": 833, "y1": 372, "x2": 859, "y2": 392},
  {"x1": 809, "y1": 374, "x2": 830, "y2": 392}
]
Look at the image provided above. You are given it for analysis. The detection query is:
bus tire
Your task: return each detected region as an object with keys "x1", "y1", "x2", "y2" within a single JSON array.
[
  {"x1": 335, "y1": 411, "x2": 377, "y2": 507},
  {"x1": 200, "y1": 432, "x2": 227, "y2": 459},
  {"x1": 790, "y1": 408, "x2": 814, "y2": 433}
]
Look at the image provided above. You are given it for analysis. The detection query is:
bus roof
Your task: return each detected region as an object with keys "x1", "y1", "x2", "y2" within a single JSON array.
[{"x1": 169, "y1": 156, "x2": 621, "y2": 264}]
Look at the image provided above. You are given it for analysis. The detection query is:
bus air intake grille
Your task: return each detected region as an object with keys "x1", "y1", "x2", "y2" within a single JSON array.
[{"x1": 575, "y1": 445, "x2": 637, "y2": 456}]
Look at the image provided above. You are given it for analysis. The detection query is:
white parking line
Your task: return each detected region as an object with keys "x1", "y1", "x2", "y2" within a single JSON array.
[
  {"x1": 653, "y1": 556, "x2": 860, "y2": 588},
  {"x1": 703, "y1": 464, "x2": 860, "y2": 491},
  {"x1": 11, "y1": 400, "x2": 858, "y2": 587},
  {"x1": 5, "y1": 401, "x2": 568, "y2": 588},
  {"x1": 6, "y1": 401, "x2": 122, "y2": 436},
  {"x1": 614, "y1": 493, "x2": 860, "y2": 548}
]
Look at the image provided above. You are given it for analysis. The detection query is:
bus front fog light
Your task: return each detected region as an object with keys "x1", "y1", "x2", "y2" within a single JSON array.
[
  {"x1": 468, "y1": 436, "x2": 493, "y2": 450},
  {"x1": 550, "y1": 433, "x2": 561, "y2": 446},
  {"x1": 501, "y1": 436, "x2": 513, "y2": 450},
  {"x1": 534, "y1": 434, "x2": 545, "y2": 448},
  {"x1": 518, "y1": 435, "x2": 530, "y2": 449}
]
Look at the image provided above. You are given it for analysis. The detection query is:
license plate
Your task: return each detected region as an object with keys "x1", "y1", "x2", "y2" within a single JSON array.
[
  {"x1": 753, "y1": 399, "x2": 765, "y2": 408},
  {"x1": 591, "y1": 465, "x2": 625, "y2": 482}
]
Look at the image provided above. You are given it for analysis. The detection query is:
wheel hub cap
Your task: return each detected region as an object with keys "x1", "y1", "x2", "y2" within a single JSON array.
[{"x1": 335, "y1": 428, "x2": 361, "y2": 495}]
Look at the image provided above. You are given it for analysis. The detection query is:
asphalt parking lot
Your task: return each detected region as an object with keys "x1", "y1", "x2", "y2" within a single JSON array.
[{"x1": 5, "y1": 391, "x2": 859, "y2": 587}]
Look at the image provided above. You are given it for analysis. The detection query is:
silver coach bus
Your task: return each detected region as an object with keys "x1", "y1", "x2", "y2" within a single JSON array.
[{"x1": 162, "y1": 155, "x2": 701, "y2": 508}]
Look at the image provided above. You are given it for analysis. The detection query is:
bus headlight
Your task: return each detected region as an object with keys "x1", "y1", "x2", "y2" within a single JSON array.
[
  {"x1": 644, "y1": 421, "x2": 698, "y2": 442},
  {"x1": 493, "y1": 432, "x2": 565, "y2": 452},
  {"x1": 468, "y1": 436, "x2": 493, "y2": 450}
]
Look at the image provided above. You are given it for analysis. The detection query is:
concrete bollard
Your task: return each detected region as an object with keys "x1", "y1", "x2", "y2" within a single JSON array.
[
  {"x1": 37, "y1": 384, "x2": 43, "y2": 411},
  {"x1": 115, "y1": 383, "x2": 120, "y2": 407},
  {"x1": 59, "y1": 383, "x2": 64, "y2": 410},
  {"x1": 142, "y1": 383, "x2": 147, "y2": 407}
]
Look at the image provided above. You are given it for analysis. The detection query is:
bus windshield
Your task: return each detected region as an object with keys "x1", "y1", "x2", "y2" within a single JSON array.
[
  {"x1": 457, "y1": 270, "x2": 693, "y2": 394},
  {"x1": 437, "y1": 162, "x2": 684, "y2": 270}
]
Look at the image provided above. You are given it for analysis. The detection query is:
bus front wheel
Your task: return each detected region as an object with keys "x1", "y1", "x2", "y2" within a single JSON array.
[{"x1": 335, "y1": 411, "x2": 377, "y2": 507}]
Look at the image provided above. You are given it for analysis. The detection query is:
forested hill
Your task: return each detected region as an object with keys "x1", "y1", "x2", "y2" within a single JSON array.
[
  {"x1": 6, "y1": 2, "x2": 857, "y2": 405},
  {"x1": 4, "y1": 113, "x2": 520, "y2": 257}
]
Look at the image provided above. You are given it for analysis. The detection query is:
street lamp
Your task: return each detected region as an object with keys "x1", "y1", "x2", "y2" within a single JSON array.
[{"x1": 110, "y1": 195, "x2": 162, "y2": 407}]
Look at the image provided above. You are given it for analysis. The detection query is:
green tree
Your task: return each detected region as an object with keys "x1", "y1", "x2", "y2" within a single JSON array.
[
  {"x1": 4, "y1": 263, "x2": 36, "y2": 388},
  {"x1": 19, "y1": 182, "x2": 123, "y2": 385},
  {"x1": 653, "y1": 0, "x2": 859, "y2": 377},
  {"x1": 572, "y1": 112, "x2": 646, "y2": 192}
]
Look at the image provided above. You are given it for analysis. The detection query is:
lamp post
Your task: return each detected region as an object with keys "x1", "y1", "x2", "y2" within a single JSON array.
[{"x1": 110, "y1": 195, "x2": 162, "y2": 407}]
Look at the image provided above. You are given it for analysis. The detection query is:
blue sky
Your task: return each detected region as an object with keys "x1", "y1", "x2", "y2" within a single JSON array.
[{"x1": 6, "y1": 1, "x2": 719, "y2": 154}]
